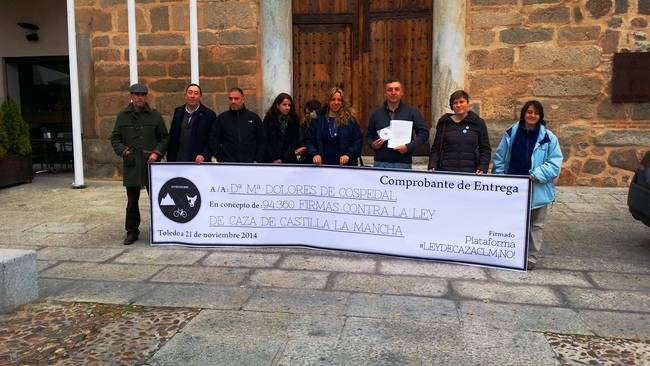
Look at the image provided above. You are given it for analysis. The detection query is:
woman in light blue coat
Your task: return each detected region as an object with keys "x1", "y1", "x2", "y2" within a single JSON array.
[{"x1": 492, "y1": 100, "x2": 563, "y2": 269}]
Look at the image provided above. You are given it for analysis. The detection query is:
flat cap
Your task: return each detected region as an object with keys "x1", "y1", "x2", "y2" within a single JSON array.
[{"x1": 129, "y1": 83, "x2": 148, "y2": 94}]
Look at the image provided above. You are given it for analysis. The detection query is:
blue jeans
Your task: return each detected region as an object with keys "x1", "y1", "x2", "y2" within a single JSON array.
[{"x1": 373, "y1": 161, "x2": 411, "y2": 170}]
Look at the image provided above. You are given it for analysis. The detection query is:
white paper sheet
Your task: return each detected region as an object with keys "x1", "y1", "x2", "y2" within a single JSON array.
[{"x1": 387, "y1": 120, "x2": 413, "y2": 148}]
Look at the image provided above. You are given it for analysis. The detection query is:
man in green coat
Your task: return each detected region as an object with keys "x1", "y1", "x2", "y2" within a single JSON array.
[{"x1": 111, "y1": 83, "x2": 169, "y2": 245}]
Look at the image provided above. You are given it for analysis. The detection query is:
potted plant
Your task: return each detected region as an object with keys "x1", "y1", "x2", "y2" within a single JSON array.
[{"x1": 0, "y1": 98, "x2": 33, "y2": 187}]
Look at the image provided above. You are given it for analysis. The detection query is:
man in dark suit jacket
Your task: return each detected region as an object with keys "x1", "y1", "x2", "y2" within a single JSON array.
[{"x1": 167, "y1": 83, "x2": 217, "y2": 163}]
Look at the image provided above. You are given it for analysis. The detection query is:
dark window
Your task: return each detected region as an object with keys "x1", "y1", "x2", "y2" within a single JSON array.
[
  {"x1": 5, "y1": 56, "x2": 71, "y2": 134},
  {"x1": 612, "y1": 52, "x2": 650, "y2": 103}
]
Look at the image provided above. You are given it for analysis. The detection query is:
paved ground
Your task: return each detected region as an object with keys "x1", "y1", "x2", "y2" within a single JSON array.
[{"x1": 1, "y1": 172, "x2": 649, "y2": 365}]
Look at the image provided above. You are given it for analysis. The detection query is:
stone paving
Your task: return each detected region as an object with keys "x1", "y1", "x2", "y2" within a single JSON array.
[
  {"x1": 0, "y1": 301, "x2": 198, "y2": 365},
  {"x1": 0, "y1": 173, "x2": 649, "y2": 365},
  {"x1": 545, "y1": 333, "x2": 650, "y2": 365}
]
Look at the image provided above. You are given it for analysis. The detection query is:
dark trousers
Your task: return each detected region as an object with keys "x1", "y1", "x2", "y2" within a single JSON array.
[{"x1": 125, "y1": 185, "x2": 149, "y2": 235}]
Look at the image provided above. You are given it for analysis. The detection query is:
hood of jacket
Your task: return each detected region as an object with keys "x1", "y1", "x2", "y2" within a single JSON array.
[{"x1": 505, "y1": 121, "x2": 551, "y2": 146}]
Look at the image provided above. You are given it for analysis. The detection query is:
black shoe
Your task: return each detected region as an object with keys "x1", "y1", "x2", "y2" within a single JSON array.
[
  {"x1": 123, "y1": 233, "x2": 138, "y2": 245},
  {"x1": 527, "y1": 261, "x2": 536, "y2": 270}
]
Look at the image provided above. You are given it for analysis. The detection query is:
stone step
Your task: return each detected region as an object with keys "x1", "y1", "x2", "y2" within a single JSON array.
[{"x1": 0, "y1": 249, "x2": 38, "y2": 313}]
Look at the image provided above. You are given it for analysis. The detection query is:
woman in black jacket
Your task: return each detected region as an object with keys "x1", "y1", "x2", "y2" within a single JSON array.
[
  {"x1": 295, "y1": 99, "x2": 322, "y2": 164},
  {"x1": 262, "y1": 93, "x2": 301, "y2": 164},
  {"x1": 428, "y1": 90, "x2": 491, "y2": 173}
]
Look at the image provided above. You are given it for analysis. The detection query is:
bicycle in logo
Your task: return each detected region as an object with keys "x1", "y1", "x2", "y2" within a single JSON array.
[{"x1": 173, "y1": 207, "x2": 187, "y2": 218}]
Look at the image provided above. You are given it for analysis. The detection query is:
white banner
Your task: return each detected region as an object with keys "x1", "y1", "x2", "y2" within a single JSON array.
[{"x1": 149, "y1": 163, "x2": 532, "y2": 270}]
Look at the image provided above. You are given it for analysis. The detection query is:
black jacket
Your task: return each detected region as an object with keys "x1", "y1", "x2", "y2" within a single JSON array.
[
  {"x1": 295, "y1": 119, "x2": 314, "y2": 164},
  {"x1": 428, "y1": 111, "x2": 491, "y2": 173},
  {"x1": 365, "y1": 101, "x2": 429, "y2": 165},
  {"x1": 167, "y1": 103, "x2": 217, "y2": 162},
  {"x1": 210, "y1": 107, "x2": 265, "y2": 163},
  {"x1": 262, "y1": 114, "x2": 300, "y2": 163}
]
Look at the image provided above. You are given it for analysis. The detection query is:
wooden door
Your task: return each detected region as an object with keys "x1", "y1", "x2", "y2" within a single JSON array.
[
  {"x1": 292, "y1": 23, "x2": 354, "y2": 113},
  {"x1": 292, "y1": 1, "x2": 357, "y2": 116},
  {"x1": 292, "y1": 1, "x2": 433, "y2": 154}
]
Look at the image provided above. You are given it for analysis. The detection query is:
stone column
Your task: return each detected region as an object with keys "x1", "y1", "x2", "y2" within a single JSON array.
[
  {"x1": 261, "y1": 0, "x2": 292, "y2": 109},
  {"x1": 77, "y1": 34, "x2": 95, "y2": 138},
  {"x1": 431, "y1": 1, "x2": 466, "y2": 128}
]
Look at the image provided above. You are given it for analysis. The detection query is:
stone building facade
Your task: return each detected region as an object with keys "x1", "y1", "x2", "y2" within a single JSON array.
[
  {"x1": 467, "y1": 0, "x2": 649, "y2": 186},
  {"x1": 75, "y1": 0, "x2": 263, "y2": 179},
  {"x1": 74, "y1": 0, "x2": 649, "y2": 186}
]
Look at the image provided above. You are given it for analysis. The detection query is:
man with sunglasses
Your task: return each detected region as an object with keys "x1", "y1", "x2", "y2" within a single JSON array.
[{"x1": 111, "y1": 83, "x2": 169, "y2": 245}]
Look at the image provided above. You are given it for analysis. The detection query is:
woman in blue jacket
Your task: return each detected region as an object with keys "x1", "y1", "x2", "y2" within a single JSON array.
[
  {"x1": 492, "y1": 100, "x2": 563, "y2": 269},
  {"x1": 307, "y1": 87, "x2": 362, "y2": 166}
]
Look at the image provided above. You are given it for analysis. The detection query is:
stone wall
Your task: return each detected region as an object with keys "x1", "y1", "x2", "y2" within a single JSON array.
[
  {"x1": 75, "y1": 0, "x2": 261, "y2": 179},
  {"x1": 75, "y1": 0, "x2": 648, "y2": 186},
  {"x1": 467, "y1": 0, "x2": 649, "y2": 186}
]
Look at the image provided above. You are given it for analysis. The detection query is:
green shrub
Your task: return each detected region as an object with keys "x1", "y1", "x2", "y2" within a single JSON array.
[{"x1": 0, "y1": 99, "x2": 31, "y2": 156}]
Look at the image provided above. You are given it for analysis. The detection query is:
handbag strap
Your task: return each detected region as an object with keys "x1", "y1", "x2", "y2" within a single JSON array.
[{"x1": 437, "y1": 122, "x2": 447, "y2": 167}]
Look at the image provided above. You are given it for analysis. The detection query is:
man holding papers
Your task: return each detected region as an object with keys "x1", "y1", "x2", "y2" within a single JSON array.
[{"x1": 366, "y1": 80, "x2": 429, "y2": 169}]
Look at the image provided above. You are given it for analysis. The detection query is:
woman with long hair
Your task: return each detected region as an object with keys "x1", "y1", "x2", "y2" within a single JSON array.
[
  {"x1": 306, "y1": 87, "x2": 362, "y2": 166},
  {"x1": 262, "y1": 92, "x2": 300, "y2": 164},
  {"x1": 492, "y1": 100, "x2": 563, "y2": 269},
  {"x1": 428, "y1": 90, "x2": 491, "y2": 173}
]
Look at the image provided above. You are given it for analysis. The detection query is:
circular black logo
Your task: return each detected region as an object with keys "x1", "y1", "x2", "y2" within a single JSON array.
[{"x1": 158, "y1": 177, "x2": 201, "y2": 223}]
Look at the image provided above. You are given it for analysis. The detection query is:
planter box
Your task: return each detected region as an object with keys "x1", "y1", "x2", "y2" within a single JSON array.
[{"x1": 0, "y1": 155, "x2": 33, "y2": 188}]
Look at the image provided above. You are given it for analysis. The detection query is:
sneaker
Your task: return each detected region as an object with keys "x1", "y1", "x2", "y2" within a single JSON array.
[
  {"x1": 123, "y1": 233, "x2": 138, "y2": 245},
  {"x1": 527, "y1": 261, "x2": 536, "y2": 270}
]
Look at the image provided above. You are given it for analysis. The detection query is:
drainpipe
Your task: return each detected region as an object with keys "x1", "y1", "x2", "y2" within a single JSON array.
[
  {"x1": 128, "y1": 0, "x2": 138, "y2": 84},
  {"x1": 67, "y1": 0, "x2": 86, "y2": 188},
  {"x1": 190, "y1": 0, "x2": 199, "y2": 83}
]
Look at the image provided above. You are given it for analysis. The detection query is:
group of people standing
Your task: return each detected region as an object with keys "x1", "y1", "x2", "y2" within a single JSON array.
[{"x1": 110, "y1": 81, "x2": 563, "y2": 269}]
